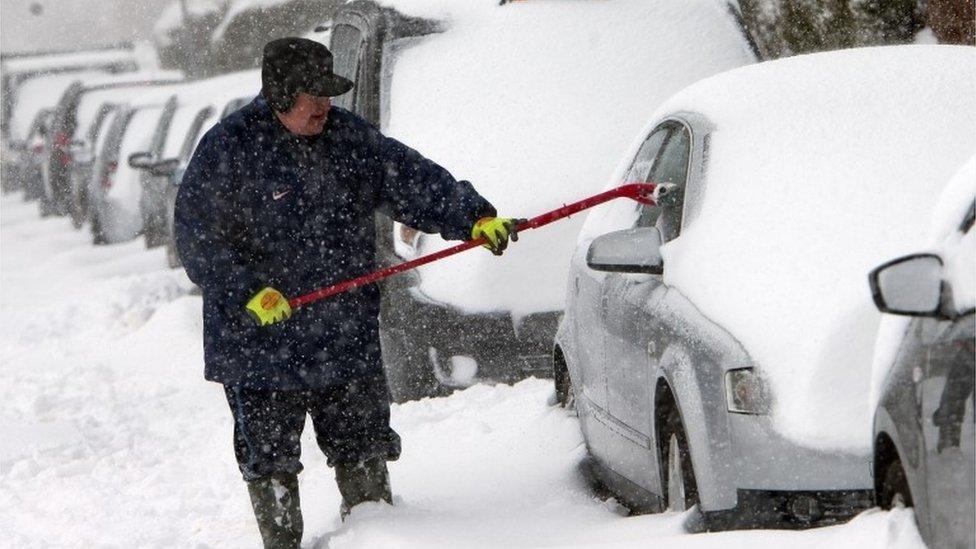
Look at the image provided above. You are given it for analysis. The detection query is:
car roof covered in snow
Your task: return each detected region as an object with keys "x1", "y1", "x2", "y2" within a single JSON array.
[
  {"x1": 377, "y1": 0, "x2": 756, "y2": 317},
  {"x1": 8, "y1": 70, "x2": 112, "y2": 141},
  {"x1": 1, "y1": 48, "x2": 138, "y2": 74},
  {"x1": 588, "y1": 45, "x2": 976, "y2": 452},
  {"x1": 171, "y1": 70, "x2": 260, "y2": 109}
]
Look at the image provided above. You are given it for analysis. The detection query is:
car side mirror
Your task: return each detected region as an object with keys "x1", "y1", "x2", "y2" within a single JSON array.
[
  {"x1": 869, "y1": 253, "x2": 944, "y2": 317},
  {"x1": 128, "y1": 151, "x2": 153, "y2": 169},
  {"x1": 586, "y1": 227, "x2": 664, "y2": 274},
  {"x1": 149, "y1": 157, "x2": 180, "y2": 177}
]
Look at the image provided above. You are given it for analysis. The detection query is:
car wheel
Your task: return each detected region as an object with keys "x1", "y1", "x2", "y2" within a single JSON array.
[
  {"x1": 380, "y1": 327, "x2": 445, "y2": 403},
  {"x1": 71, "y1": 188, "x2": 88, "y2": 229},
  {"x1": 165, "y1": 238, "x2": 182, "y2": 269},
  {"x1": 38, "y1": 197, "x2": 55, "y2": 217},
  {"x1": 553, "y1": 348, "x2": 575, "y2": 408},
  {"x1": 878, "y1": 458, "x2": 913, "y2": 509},
  {"x1": 90, "y1": 209, "x2": 107, "y2": 245},
  {"x1": 660, "y1": 405, "x2": 699, "y2": 512}
]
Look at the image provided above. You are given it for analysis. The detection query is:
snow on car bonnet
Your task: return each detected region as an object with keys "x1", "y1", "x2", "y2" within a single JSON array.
[
  {"x1": 654, "y1": 46, "x2": 976, "y2": 452},
  {"x1": 381, "y1": 0, "x2": 756, "y2": 317}
]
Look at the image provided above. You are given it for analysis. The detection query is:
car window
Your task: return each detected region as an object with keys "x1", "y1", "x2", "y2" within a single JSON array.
[
  {"x1": 960, "y1": 201, "x2": 976, "y2": 234},
  {"x1": 93, "y1": 110, "x2": 117, "y2": 155},
  {"x1": 219, "y1": 96, "x2": 251, "y2": 119},
  {"x1": 85, "y1": 104, "x2": 115, "y2": 143},
  {"x1": 331, "y1": 24, "x2": 364, "y2": 111},
  {"x1": 161, "y1": 107, "x2": 193, "y2": 159},
  {"x1": 625, "y1": 127, "x2": 668, "y2": 184},
  {"x1": 149, "y1": 97, "x2": 178, "y2": 157},
  {"x1": 631, "y1": 121, "x2": 691, "y2": 238},
  {"x1": 650, "y1": 124, "x2": 692, "y2": 241},
  {"x1": 354, "y1": 44, "x2": 374, "y2": 121},
  {"x1": 179, "y1": 106, "x2": 215, "y2": 160}
]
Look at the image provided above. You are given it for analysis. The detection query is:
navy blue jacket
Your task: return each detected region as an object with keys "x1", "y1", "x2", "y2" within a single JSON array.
[{"x1": 174, "y1": 97, "x2": 495, "y2": 389}]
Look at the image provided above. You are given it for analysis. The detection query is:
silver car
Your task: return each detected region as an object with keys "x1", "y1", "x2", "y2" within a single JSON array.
[
  {"x1": 870, "y1": 167, "x2": 975, "y2": 549},
  {"x1": 553, "y1": 46, "x2": 976, "y2": 530}
]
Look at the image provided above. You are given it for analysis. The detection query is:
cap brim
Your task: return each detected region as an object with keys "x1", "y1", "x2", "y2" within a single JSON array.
[{"x1": 305, "y1": 74, "x2": 354, "y2": 97}]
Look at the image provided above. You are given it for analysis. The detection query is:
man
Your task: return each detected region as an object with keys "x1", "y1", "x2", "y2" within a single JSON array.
[{"x1": 174, "y1": 38, "x2": 520, "y2": 548}]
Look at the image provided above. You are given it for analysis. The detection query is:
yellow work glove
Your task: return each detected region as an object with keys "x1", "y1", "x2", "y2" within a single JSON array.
[
  {"x1": 471, "y1": 217, "x2": 524, "y2": 256},
  {"x1": 245, "y1": 287, "x2": 293, "y2": 326}
]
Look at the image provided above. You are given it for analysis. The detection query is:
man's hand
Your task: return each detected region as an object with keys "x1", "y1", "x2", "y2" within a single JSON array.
[
  {"x1": 246, "y1": 287, "x2": 293, "y2": 326},
  {"x1": 471, "y1": 217, "x2": 525, "y2": 256}
]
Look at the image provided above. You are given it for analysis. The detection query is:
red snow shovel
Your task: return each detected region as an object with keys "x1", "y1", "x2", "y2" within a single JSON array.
[{"x1": 288, "y1": 182, "x2": 671, "y2": 310}]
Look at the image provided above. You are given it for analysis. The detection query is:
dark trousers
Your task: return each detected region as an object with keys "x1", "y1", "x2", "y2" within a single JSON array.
[{"x1": 224, "y1": 377, "x2": 401, "y2": 481}]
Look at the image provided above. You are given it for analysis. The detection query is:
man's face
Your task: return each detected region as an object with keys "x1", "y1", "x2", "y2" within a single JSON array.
[{"x1": 276, "y1": 92, "x2": 331, "y2": 136}]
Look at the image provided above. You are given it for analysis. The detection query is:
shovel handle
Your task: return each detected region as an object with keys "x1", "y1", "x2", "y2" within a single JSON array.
[{"x1": 288, "y1": 182, "x2": 668, "y2": 309}]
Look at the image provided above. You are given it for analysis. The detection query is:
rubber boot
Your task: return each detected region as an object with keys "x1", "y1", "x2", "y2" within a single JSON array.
[
  {"x1": 334, "y1": 457, "x2": 392, "y2": 520},
  {"x1": 246, "y1": 473, "x2": 303, "y2": 549}
]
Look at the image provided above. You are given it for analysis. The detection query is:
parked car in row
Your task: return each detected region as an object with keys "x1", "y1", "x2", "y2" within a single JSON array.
[
  {"x1": 44, "y1": 73, "x2": 183, "y2": 216},
  {"x1": 4, "y1": 70, "x2": 110, "y2": 197},
  {"x1": 1, "y1": 45, "x2": 145, "y2": 190},
  {"x1": 552, "y1": 45, "x2": 976, "y2": 530},
  {"x1": 89, "y1": 104, "x2": 166, "y2": 244},
  {"x1": 152, "y1": 92, "x2": 255, "y2": 267},
  {"x1": 63, "y1": 80, "x2": 182, "y2": 228},
  {"x1": 871, "y1": 154, "x2": 975, "y2": 549},
  {"x1": 329, "y1": 0, "x2": 760, "y2": 401},
  {"x1": 1, "y1": 45, "x2": 143, "y2": 138},
  {"x1": 15, "y1": 108, "x2": 53, "y2": 202},
  {"x1": 130, "y1": 70, "x2": 259, "y2": 250}
]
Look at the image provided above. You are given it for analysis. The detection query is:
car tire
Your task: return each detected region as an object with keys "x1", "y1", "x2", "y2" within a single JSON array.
[
  {"x1": 165, "y1": 238, "x2": 182, "y2": 269},
  {"x1": 878, "y1": 458, "x2": 913, "y2": 509},
  {"x1": 553, "y1": 348, "x2": 575, "y2": 408},
  {"x1": 90, "y1": 209, "x2": 107, "y2": 245},
  {"x1": 380, "y1": 327, "x2": 445, "y2": 403},
  {"x1": 38, "y1": 196, "x2": 55, "y2": 217},
  {"x1": 70, "y1": 188, "x2": 88, "y2": 229},
  {"x1": 659, "y1": 404, "x2": 699, "y2": 512}
]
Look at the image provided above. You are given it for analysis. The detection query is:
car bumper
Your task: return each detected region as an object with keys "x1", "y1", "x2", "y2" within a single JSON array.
[
  {"x1": 692, "y1": 489, "x2": 874, "y2": 531},
  {"x1": 726, "y1": 413, "x2": 874, "y2": 492},
  {"x1": 383, "y1": 285, "x2": 560, "y2": 386}
]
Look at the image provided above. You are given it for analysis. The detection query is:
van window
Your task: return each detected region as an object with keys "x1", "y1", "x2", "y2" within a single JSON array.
[{"x1": 331, "y1": 24, "x2": 364, "y2": 111}]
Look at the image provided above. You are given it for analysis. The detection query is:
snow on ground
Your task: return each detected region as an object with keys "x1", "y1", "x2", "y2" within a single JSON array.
[{"x1": 0, "y1": 193, "x2": 925, "y2": 547}]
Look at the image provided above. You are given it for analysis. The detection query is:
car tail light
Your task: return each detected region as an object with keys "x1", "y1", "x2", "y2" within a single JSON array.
[
  {"x1": 54, "y1": 132, "x2": 71, "y2": 148},
  {"x1": 725, "y1": 368, "x2": 769, "y2": 414},
  {"x1": 102, "y1": 161, "x2": 118, "y2": 190}
]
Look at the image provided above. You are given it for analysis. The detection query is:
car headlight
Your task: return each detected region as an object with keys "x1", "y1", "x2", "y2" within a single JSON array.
[{"x1": 725, "y1": 368, "x2": 769, "y2": 414}]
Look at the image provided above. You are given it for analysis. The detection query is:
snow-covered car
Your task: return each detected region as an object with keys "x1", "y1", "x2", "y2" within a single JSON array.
[
  {"x1": 155, "y1": 93, "x2": 254, "y2": 268},
  {"x1": 89, "y1": 103, "x2": 165, "y2": 244},
  {"x1": 329, "y1": 0, "x2": 759, "y2": 401},
  {"x1": 63, "y1": 80, "x2": 183, "y2": 229},
  {"x1": 16, "y1": 108, "x2": 54, "y2": 202},
  {"x1": 552, "y1": 45, "x2": 976, "y2": 530},
  {"x1": 870, "y1": 154, "x2": 975, "y2": 549},
  {"x1": 130, "y1": 70, "x2": 259, "y2": 250},
  {"x1": 0, "y1": 46, "x2": 141, "y2": 142},
  {"x1": 3, "y1": 70, "x2": 110, "y2": 205},
  {"x1": 45, "y1": 72, "x2": 183, "y2": 217}
]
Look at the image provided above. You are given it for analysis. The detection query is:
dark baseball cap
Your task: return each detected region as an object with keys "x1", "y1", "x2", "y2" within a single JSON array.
[{"x1": 261, "y1": 37, "x2": 353, "y2": 101}]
